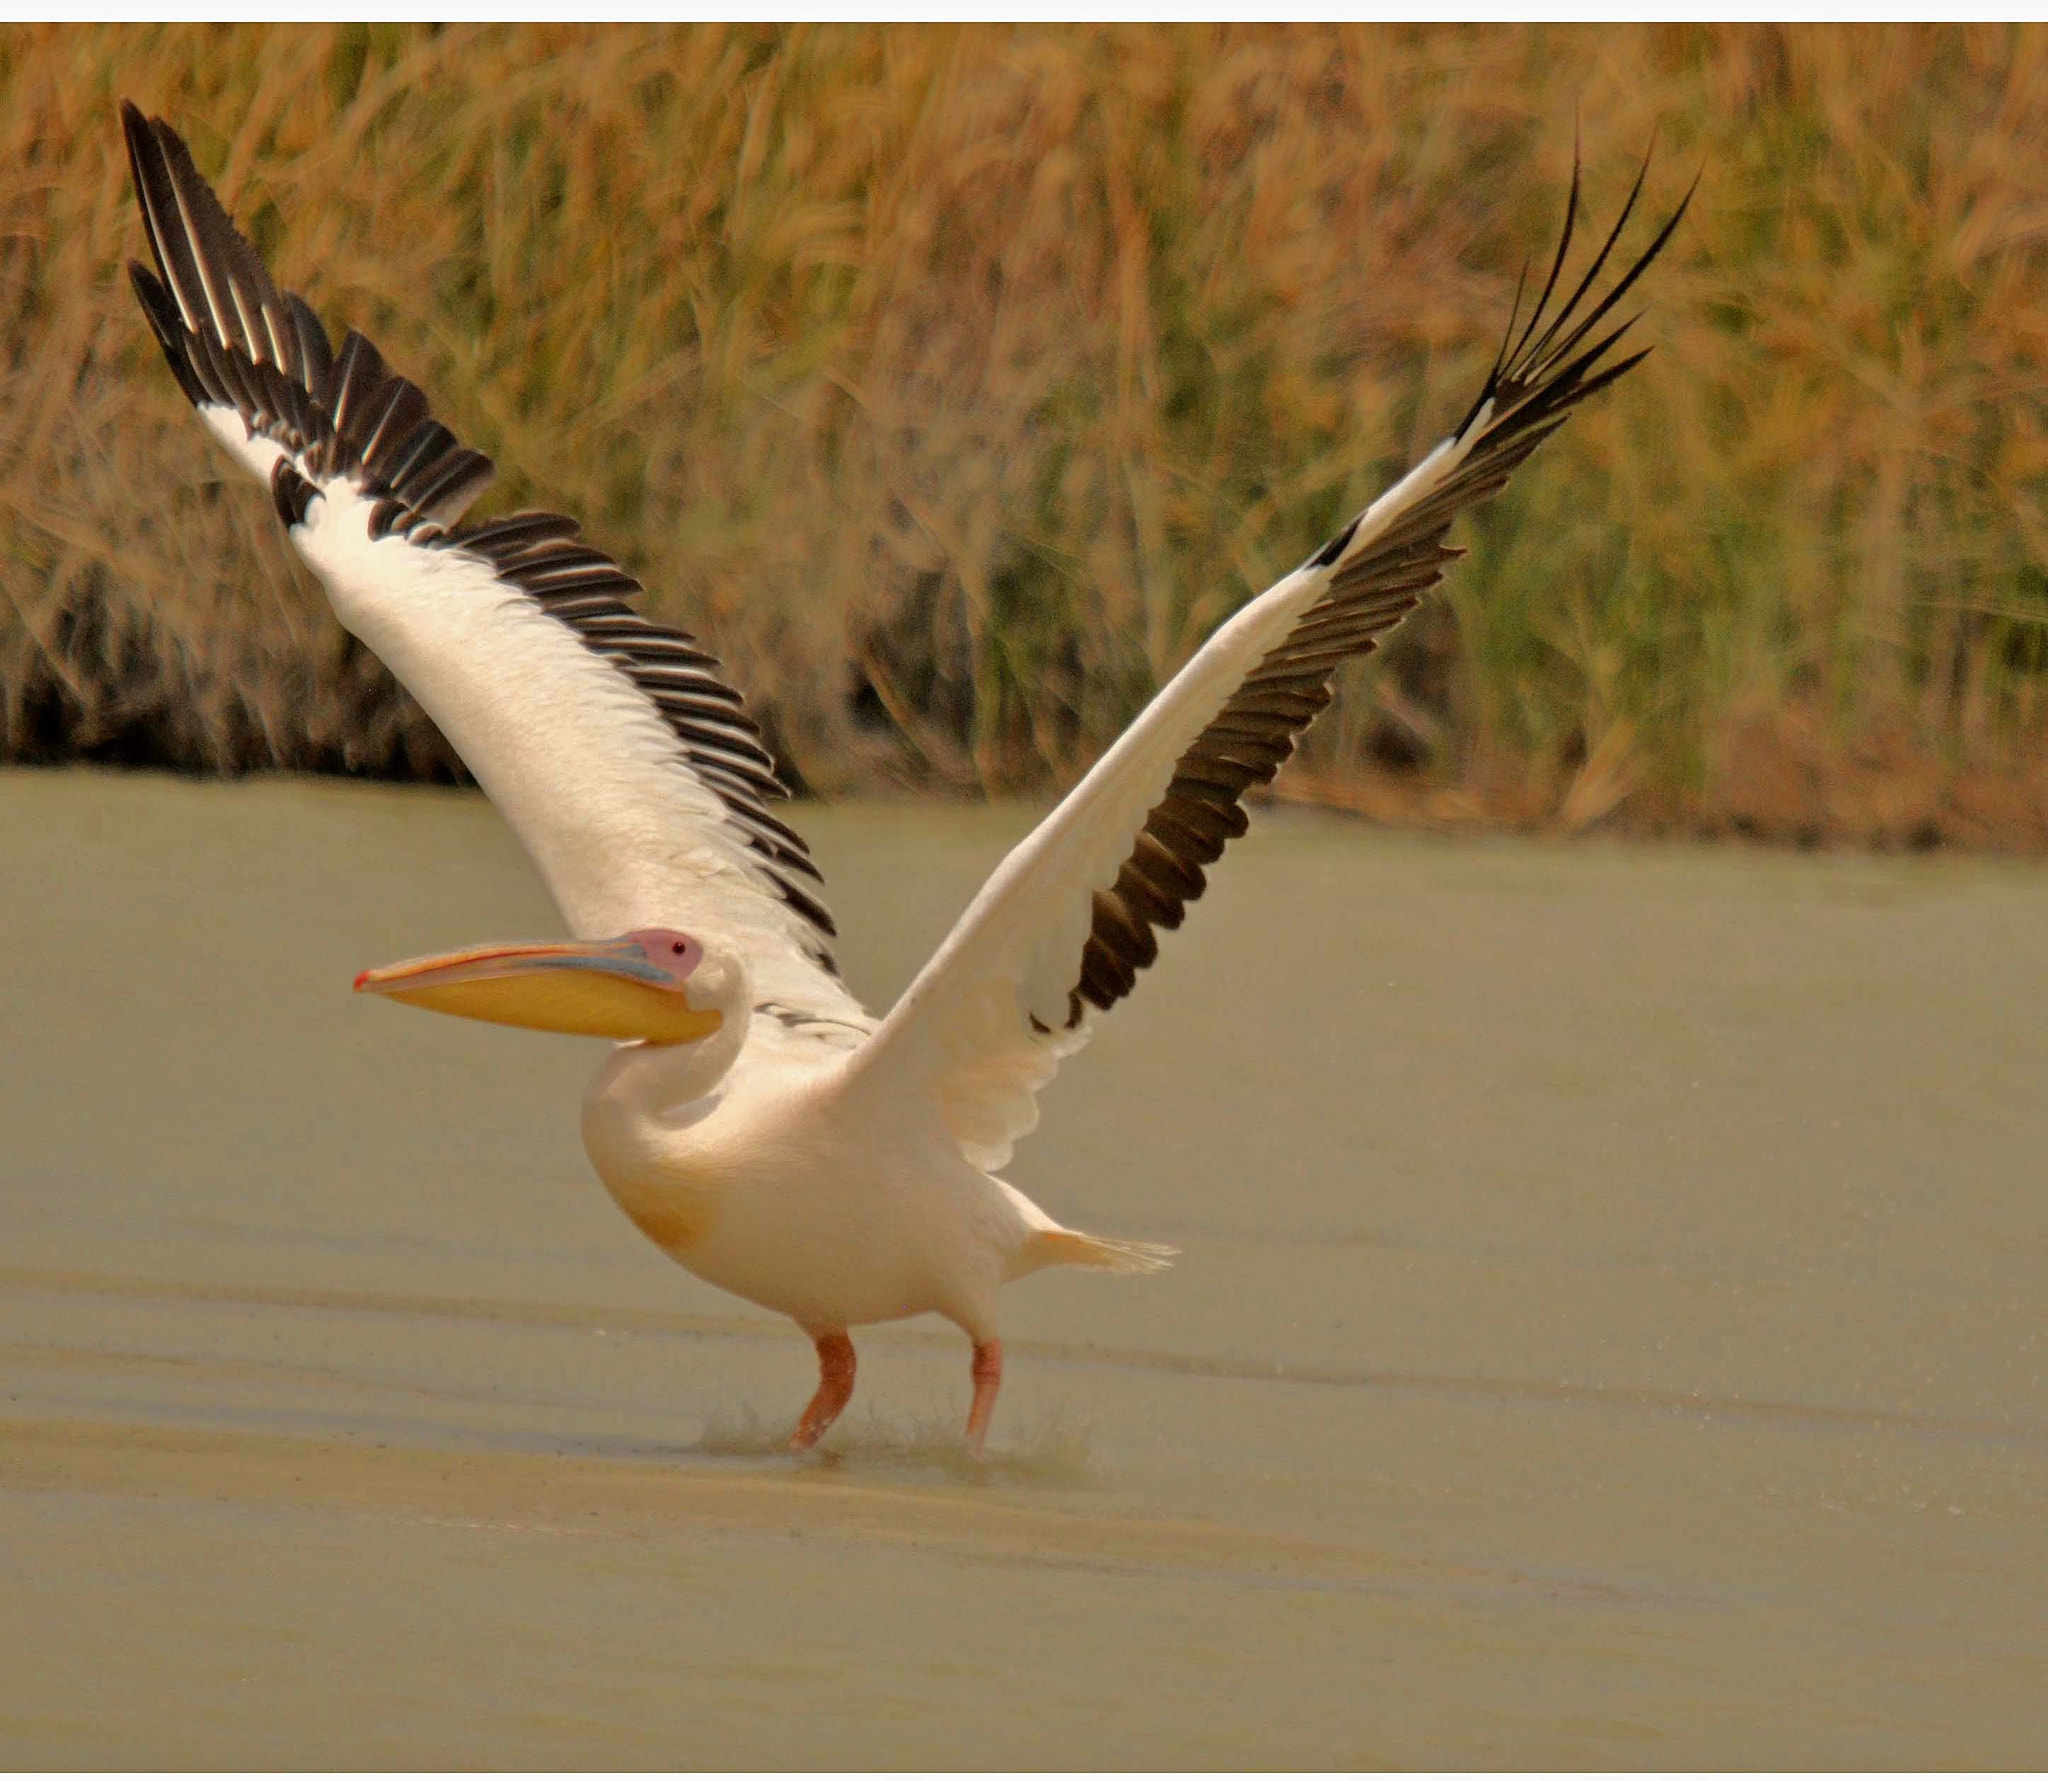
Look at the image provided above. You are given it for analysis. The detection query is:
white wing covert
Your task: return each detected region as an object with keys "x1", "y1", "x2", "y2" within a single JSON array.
[
  {"x1": 122, "y1": 104, "x2": 868, "y2": 1040},
  {"x1": 837, "y1": 154, "x2": 1692, "y2": 1168}
]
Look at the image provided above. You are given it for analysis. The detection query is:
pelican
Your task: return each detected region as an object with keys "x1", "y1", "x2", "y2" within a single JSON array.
[{"x1": 122, "y1": 103, "x2": 1688, "y2": 1452}]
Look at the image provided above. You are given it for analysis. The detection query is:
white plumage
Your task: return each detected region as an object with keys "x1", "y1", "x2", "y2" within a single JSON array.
[{"x1": 124, "y1": 102, "x2": 1687, "y2": 1449}]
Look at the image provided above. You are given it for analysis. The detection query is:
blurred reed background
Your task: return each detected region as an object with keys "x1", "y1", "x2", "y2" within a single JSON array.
[{"x1": 4, "y1": 23, "x2": 2046, "y2": 844}]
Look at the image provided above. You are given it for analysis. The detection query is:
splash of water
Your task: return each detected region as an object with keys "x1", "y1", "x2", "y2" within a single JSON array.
[{"x1": 693, "y1": 1402, "x2": 1100, "y2": 1486}]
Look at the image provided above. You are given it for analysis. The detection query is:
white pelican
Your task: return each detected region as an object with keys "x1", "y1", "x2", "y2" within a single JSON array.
[{"x1": 123, "y1": 103, "x2": 1688, "y2": 1451}]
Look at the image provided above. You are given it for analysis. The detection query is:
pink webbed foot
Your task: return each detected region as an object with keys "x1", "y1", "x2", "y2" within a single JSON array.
[{"x1": 789, "y1": 1331, "x2": 856, "y2": 1452}]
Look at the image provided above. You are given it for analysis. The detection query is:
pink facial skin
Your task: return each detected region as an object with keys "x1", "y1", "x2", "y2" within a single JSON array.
[{"x1": 630, "y1": 929, "x2": 703, "y2": 985}]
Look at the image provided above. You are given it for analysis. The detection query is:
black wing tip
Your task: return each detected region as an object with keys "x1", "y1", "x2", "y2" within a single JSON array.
[
  {"x1": 126, "y1": 258, "x2": 210, "y2": 409},
  {"x1": 118, "y1": 99, "x2": 180, "y2": 173},
  {"x1": 118, "y1": 98, "x2": 158, "y2": 167},
  {"x1": 121, "y1": 102, "x2": 499, "y2": 531},
  {"x1": 1454, "y1": 134, "x2": 1691, "y2": 444}
]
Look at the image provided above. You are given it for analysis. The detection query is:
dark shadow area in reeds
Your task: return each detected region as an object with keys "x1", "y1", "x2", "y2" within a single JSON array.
[{"x1": 5, "y1": 24, "x2": 2046, "y2": 846}]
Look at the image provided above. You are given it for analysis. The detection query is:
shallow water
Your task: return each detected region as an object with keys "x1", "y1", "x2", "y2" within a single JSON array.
[{"x1": 1, "y1": 768, "x2": 2043, "y2": 1765}]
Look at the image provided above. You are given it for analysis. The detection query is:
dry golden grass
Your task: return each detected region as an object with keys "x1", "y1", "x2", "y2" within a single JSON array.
[{"x1": 4, "y1": 24, "x2": 2046, "y2": 842}]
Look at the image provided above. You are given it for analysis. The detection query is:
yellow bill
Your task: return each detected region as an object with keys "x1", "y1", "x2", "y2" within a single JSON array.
[{"x1": 355, "y1": 938, "x2": 723, "y2": 1044}]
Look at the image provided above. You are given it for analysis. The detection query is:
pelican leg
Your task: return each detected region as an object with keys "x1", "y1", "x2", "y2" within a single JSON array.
[
  {"x1": 789, "y1": 1331, "x2": 856, "y2": 1452},
  {"x1": 965, "y1": 1338, "x2": 1003, "y2": 1453}
]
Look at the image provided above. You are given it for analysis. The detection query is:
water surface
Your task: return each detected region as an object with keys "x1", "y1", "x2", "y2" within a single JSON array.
[{"x1": 1, "y1": 770, "x2": 2042, "y2": 1764}]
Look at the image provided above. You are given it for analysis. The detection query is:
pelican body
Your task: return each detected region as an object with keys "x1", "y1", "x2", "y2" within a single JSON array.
[{"x1": 122, "y1": 103, "x2": 1687, "y2": 1450}]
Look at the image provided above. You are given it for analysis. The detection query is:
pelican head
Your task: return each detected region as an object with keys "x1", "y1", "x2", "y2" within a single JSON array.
[{"x1": 355, "y1": 927, "x2": 732, "y2": 1045}]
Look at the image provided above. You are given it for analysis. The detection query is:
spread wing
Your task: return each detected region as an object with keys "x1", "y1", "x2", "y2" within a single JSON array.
[
  {"x1": 121, "y1": 102, "x2": 870, "y2": 1043},
  {"x1": 835, "y1": 153, "x2": 1692, "y2": 1167}
]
